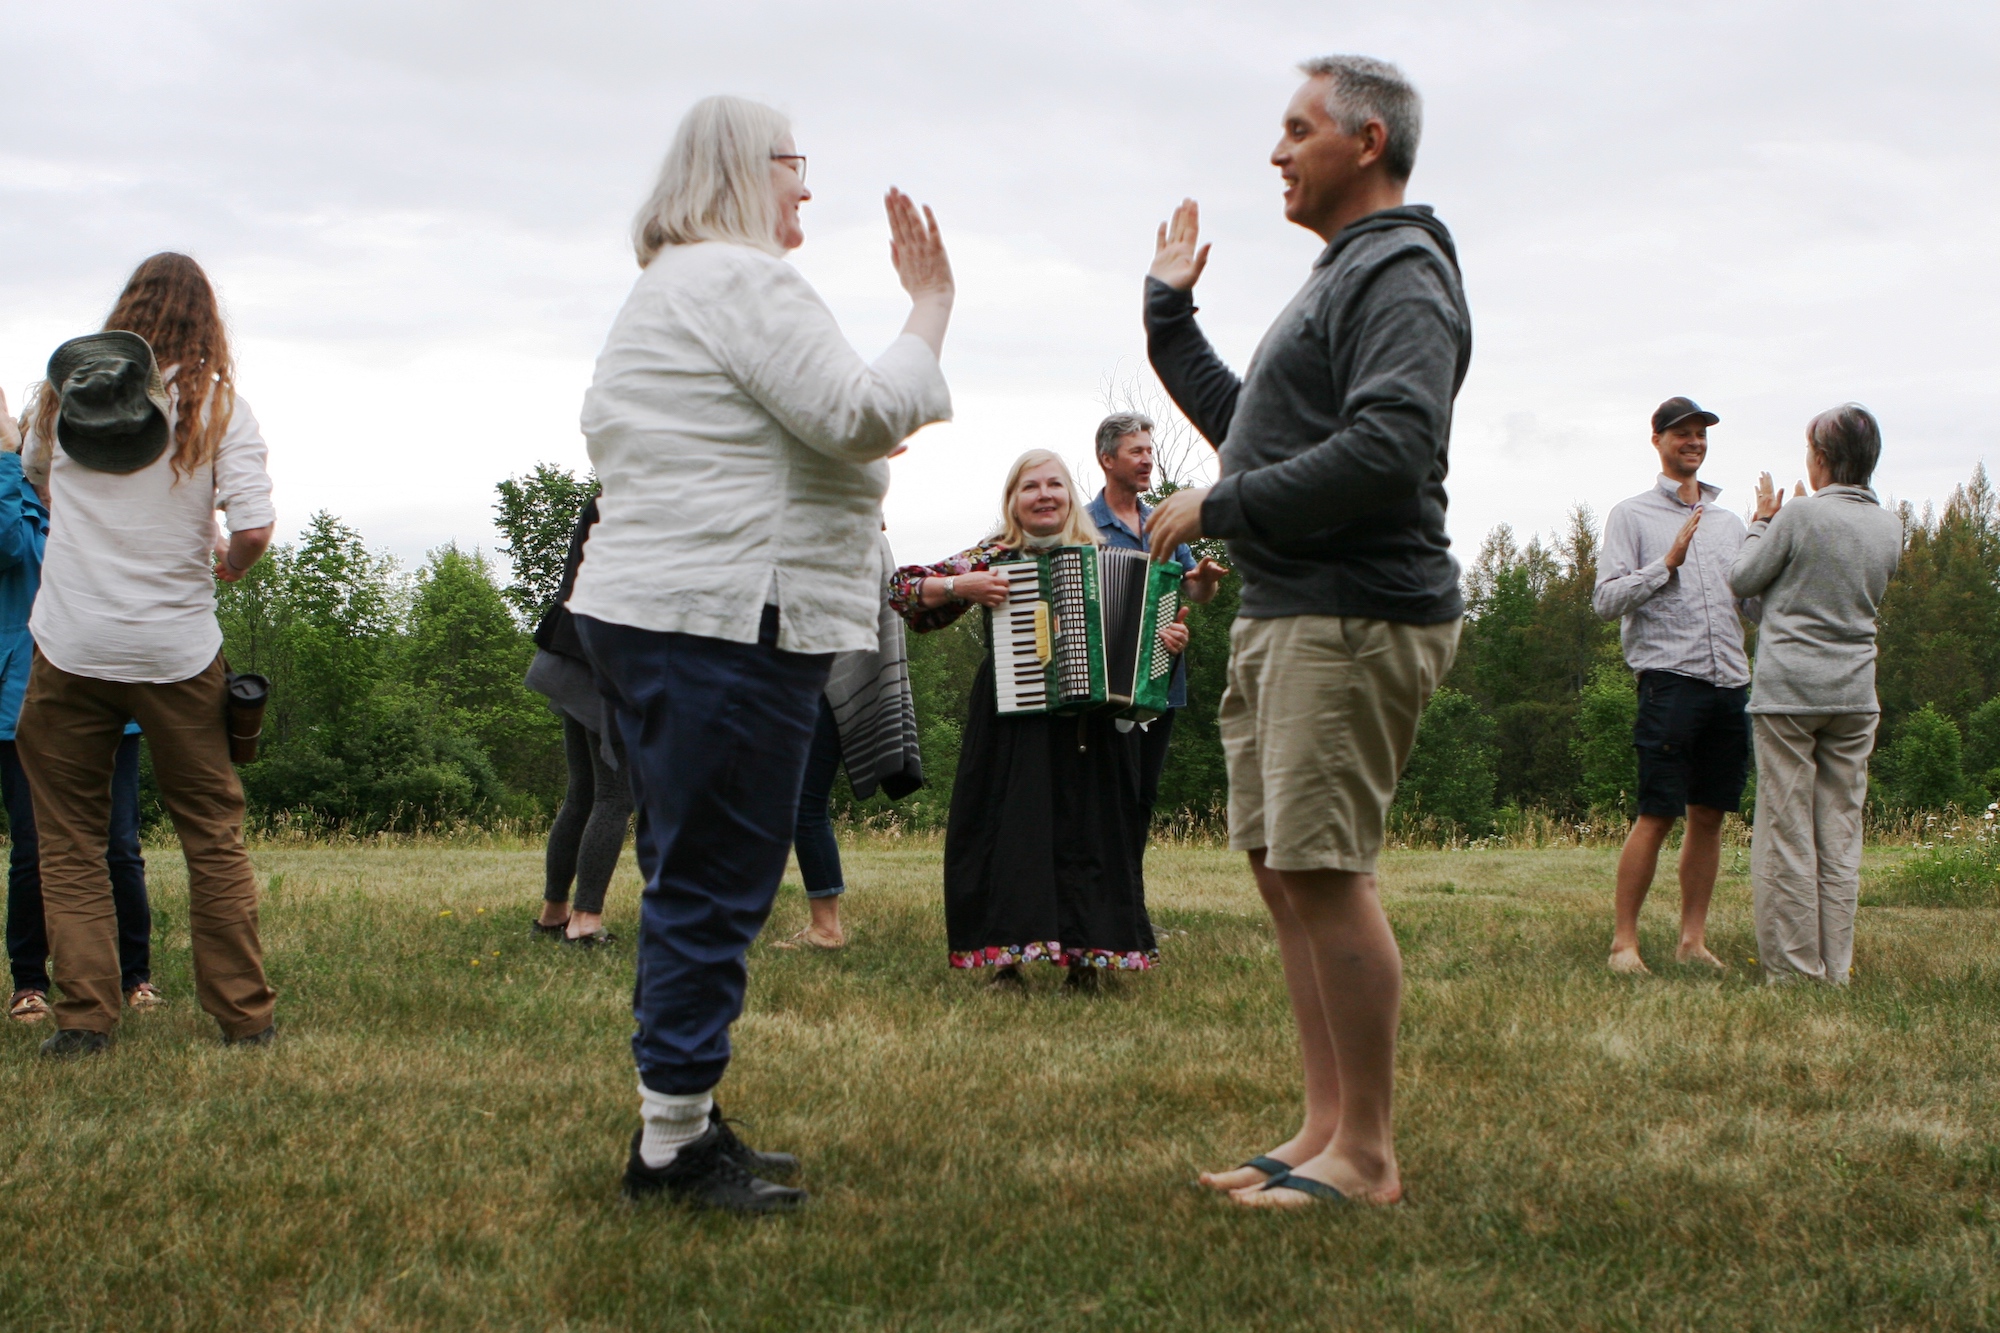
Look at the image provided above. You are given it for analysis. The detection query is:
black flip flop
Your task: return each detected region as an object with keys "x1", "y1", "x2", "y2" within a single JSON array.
[
  {"x1": 563, "y1": 929, "x2": 618, "y2": 949},
  {"x1": 1241, "y1": 1155, "x2": 1291, "y2": 1180},
  {"x1": 1259, "y1": 1171, "x2": 1349, "y2": 1204},
  {"x1": 531, "y1": 915, "x2": 570, "y2": 940}
]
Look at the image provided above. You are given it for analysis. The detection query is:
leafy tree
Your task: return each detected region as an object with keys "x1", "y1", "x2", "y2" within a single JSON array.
[
  {"x1": 1877, "y1": 467, "x2": 2000, "y2": 732},
  {"x1": 1393, "y1": 687, "x2": 1498, "y2": 833},
  {"x1": 1963, "y1": 696, "x2": 2000, "y2": 795},
  {"x1": 1573, "y1": 660, "x2": 1639, "y2": 813},
  {"x1": 493, "y1": 463, "x2": 596, "y2": 625}
]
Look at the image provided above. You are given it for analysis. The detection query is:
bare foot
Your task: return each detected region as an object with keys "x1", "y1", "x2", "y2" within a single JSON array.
[
  {"x1": 1676, "y1": 943, "x2": 1726, "y2": 970},
  {"x1": 1607, "y1": 946, "x2": 1650, "y2": 975},
  {"x1": 772, "y1": 926, "x2": 844, "y2": 950},
  {"x1": 1228, "y1": 1150, "x2": 1401, "y2": 1209}
]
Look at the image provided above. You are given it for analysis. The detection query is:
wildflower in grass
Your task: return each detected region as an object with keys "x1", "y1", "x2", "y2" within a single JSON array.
[
  {"x1": 470, "y1": 959, "x2": 480, "y2": 967},
  {"x1": 439, "y1": 909, "x2": 453, "y2": 917}
]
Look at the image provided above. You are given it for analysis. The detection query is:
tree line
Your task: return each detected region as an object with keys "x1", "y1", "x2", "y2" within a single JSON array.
[{"x1": 197, "y1": 462, "x2": 2000, "y2": 835}]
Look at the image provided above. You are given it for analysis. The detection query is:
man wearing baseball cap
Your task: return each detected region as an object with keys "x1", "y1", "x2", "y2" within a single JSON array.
[{"x1": 1592, "y1": 397, "x2": 1756, "y2": 974}]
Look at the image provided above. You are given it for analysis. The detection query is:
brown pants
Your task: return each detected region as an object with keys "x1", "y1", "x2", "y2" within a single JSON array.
[{"x1": 15, "y1": 651, "x2": 273, "y2": 1037}]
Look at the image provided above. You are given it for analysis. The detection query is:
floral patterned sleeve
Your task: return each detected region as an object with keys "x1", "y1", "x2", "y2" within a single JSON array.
[{"x1": 888, "y1": 540, "x2": 1011, "y2": 633}]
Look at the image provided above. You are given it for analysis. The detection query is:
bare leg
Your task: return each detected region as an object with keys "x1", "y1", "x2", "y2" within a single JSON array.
[
  {"x1": 1675, "y1": 804, "x2": 1726, "y2": 967},
  {"x1": 1234, "y1": 864, "x2": 1403, "y2": 1208},
  {"x1": 1199, "y1": 849, "x2": 1340, "y2": 1191},
  {"x1": 806, "y1": 896, "x2": 844, "y2": 946},
  {"x1": 1610, "y1": 814, "x2": 1674, "y2": 973}
]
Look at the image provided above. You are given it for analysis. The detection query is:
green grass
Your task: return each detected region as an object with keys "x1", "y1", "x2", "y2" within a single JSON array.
[{"x1": 4, "y1": 839, "x2": 1999, "y2": 1331}]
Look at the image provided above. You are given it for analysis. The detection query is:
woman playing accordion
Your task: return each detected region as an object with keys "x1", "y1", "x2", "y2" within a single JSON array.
[{"x1": 889, "y1": 449, "x2": 1187, "y2": 990}]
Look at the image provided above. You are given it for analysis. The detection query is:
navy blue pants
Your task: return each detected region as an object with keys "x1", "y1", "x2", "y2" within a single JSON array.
[
  {"x1": 793, "y1": 697, "x2": 845, "y2": 899},
  {"x1": 2, "y1": 734, "x2": 150, "y2": 993},
  {"x1": 577, "y1": 608, "x2": 831, "y2": 1097}
]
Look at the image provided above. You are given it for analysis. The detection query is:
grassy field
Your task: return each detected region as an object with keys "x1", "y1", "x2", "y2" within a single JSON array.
[{"x1": 2, "y1": 835, "x2": 1998, "y2": 1331}]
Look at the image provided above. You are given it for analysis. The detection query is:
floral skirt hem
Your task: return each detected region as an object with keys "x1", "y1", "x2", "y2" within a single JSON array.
[{"x1": 949, "y1": 943, "x2": 1159, "y2": 971}]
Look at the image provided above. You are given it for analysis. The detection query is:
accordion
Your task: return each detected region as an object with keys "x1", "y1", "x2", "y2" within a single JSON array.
[{"x1": 988, "y1": 545, "x2": 1183, "y2": 721}]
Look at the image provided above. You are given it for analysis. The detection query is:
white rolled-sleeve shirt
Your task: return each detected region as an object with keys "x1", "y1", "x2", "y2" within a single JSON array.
[
  {"x1": 567, "y1": 241, "x2": 952, "y2": 656},
  {"x1": 1593, "y1": 475, "x2": 1756, "y2": 688},
  {"x1": 24, "y1": 376, "x2": 275, "y2": 684}
]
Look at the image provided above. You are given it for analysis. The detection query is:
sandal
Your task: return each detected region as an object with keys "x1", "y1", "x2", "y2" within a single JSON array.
[
  {"x1": 531, "y1": 914, "x2": 570, "y2": 940},
  {"x1": 1257, "y1": 1171, "x2": 1350, "y2": 1204},
  {"x1": 8, "y1": 989, "x2": 50, "y2": 1024},
  {"x1": 126, "y1": 983, "x2": 165, "y2": 1010},
  {"x1": 562, "y1": 929, "x2": 617, "y2": 949}
]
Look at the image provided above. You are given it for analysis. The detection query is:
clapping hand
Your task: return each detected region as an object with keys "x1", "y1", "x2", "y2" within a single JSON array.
[
  {"x1": 1753, "y1": 472, "x2": 1784, "y2": 522},
  {"x1": 886, "y1": 188, "x2": 952, "y2": 304},
  {"x1": 0, "y1": 388, "x2": 18, "y2": 455},
  {"x1": 1150, "y1": 199, "x2": 1211, "y2": 291},
  {"x1": 1664, "y1": 506, "x2": 1703, "y2": 570}
]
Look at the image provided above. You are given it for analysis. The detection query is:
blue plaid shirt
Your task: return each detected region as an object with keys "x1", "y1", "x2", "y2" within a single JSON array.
[{"x1": 1087, "y1": 490, "x2": 1196, "y2": 710}]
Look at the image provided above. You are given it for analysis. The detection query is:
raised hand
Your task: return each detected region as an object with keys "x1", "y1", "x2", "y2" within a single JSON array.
[
  {"x1": 1664, "y1": 507, "x2": 1703, "y2": 570},
  {"x1": 886, "y1": 188, "x2": 953, "y2": 358},
  {"x1": 1148, "y1": 488, "x2": 1209, "y2": 563},
  {"x1": 886, "y1": 188, "x2": 953, "y2": 302},
  {"x1": 1150, "y1": 198, "x2": 1211, "y2": 291},
  {"x1": 0, "y1": 387, "x2": 17, "y2": 455},
  {"x1": 1753, "y1": 472, "x2": 1783, "y2": 522}
]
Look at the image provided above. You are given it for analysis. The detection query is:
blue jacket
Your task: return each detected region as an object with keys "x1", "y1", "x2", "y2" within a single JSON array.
[
  {"x1": 0, "y1": 453, "x2": 48, "y2": 741},
  {"x1": 1086, "y1": 490, "x2": 1197, "y2": 710}
]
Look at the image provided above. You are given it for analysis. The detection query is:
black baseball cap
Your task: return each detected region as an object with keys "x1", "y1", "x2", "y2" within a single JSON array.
[{"x1": 1652, "y1": 396, "x2": 1719, "y2": 435}]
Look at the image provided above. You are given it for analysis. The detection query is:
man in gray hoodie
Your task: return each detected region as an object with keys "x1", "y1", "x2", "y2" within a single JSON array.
[{"x1": 1146, "y1": 55, "x2": 1470, "y2": 1210}]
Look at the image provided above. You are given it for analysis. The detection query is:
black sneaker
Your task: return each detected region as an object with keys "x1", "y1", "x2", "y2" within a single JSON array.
[
  {"x1": 39, "y1": 1028, "x2": 109, "y2": 1058},
  {"x1": 709, "y1": 1104, "x2": 800, "y2": 1181},
  {"x1": 621, "y1": 1124, "x2": 807, "y2": 1213},
  {"x1": 224, "y1": 1024, "x2": 277, "y2": 1047}
]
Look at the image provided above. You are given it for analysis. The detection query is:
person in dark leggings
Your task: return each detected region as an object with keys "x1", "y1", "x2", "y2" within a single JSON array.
[
  {"x1": 777, "y1": 698, "x2": 846, "y2": 948},
  {"x1": 6, "y1": 731, "x2": 153, "y2": 1021},
  {"x1": 534, "y1": 716, "x2": 631, "y2": 948}
]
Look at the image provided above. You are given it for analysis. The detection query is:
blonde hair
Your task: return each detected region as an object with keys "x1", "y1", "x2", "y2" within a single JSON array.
[
  {"x1": 631, "y1": 96, "x2": 791, "y2": 266},
  {"x1": 991, "y1": 449, "x2": 1103, "y2": 550}
]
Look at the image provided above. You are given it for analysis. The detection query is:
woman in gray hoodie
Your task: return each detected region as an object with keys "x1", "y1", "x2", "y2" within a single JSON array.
[{"x1": 1729, "y1": 404, "x2": 1903, "y2": 984}]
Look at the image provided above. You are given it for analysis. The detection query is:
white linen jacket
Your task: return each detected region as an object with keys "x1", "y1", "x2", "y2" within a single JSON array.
[{"x1": 567, "y1": 241, "x2": 951, "y2": 655}]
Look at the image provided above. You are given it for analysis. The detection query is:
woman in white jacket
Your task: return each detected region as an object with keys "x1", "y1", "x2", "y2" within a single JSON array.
[{"x1": 568, "y1": 95, "x2": 953, "y2": 1212}]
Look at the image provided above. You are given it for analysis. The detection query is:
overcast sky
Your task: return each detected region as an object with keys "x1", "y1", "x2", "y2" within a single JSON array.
[{"x1": 4, "y1": 0, "x2": 1996, "y2": 577}]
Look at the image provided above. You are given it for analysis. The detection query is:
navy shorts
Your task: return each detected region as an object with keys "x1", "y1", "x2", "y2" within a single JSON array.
[{"x1": 1633, "y1": 670, "x2": 1750, "y2": 817}]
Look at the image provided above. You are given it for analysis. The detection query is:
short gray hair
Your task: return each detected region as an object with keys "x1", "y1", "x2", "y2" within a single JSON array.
[
  {"x1": 632, "y1": 95, "x2": 791, "y2": 267},
  {"x1": 1095, "y1": 412, "x2": 1154, "y2": 459},
  {"x1": 1807, "y1": 403, "x2": 1882, "y2": 487},
  {"x1": 1299, "y1": 55, "x2": 1422, "y2": 182}
]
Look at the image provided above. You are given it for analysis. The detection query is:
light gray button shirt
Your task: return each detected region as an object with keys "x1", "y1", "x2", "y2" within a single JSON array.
[{"x1": 1593, "y1": 475, "x2": 1757, "y2": 688}]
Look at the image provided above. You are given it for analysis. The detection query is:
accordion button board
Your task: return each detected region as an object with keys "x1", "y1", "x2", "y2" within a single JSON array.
[{"x1": 988, "y1": 544, "x2": 1182, "y2": 721}]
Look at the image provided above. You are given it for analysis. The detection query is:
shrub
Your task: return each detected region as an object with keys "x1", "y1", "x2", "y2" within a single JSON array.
[
  {"x1": 1879, "y1": 703, "x2": 1973, "y2": 811},
  {"x1": 1572, "y1": 662, "x2": 1638, "y2": 814},
  {"x1": 1394, "y1": 688, "x2": 1499, "y2": 835}
]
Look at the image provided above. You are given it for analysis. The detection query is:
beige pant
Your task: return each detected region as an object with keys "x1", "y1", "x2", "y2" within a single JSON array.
[
  {"x1": 16, "y1": 651, "x2": 275, "y2": 1037},
  {"x1": 1750, "y1": 712, "x2": 1877, "y2": 985},
  {"x1": 1220, "y1": 615, "x2": 1460, "y2": 873}
]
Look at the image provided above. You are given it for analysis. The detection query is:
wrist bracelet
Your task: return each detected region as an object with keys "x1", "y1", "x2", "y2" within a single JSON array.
[{"x1": 945, "y1": 576, "x2": 958, "y2": 601}]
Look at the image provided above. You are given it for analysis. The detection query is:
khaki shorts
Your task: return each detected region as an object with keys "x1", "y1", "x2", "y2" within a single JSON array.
[{"x1": 1220, "y1": 615, "x2": 1460, "y2": 874}]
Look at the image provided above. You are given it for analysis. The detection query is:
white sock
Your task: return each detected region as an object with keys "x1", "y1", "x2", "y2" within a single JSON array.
[{"x1": 637, "y1": 1082, "x2": 713, "y2": 1168}]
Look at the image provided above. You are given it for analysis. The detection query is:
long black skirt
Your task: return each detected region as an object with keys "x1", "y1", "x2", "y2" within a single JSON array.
[{"x1": 942, "y1": 658, "x2": 1158, "y2": 971}]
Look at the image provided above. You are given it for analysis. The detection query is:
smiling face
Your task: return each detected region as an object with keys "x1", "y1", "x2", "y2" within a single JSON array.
[
  {"x1": 770, "y1": 134, "x2": 811, "y2": 250},
  {"x1": 1271, "y1": 77, "x2": 1375, "y2": 237},
  {"x1": 1012, "y1": 459, "x2": 1072, "y2": 537},
  {"x1": 1652, "y1": 422, "x2": 1709, "y2": 481}
]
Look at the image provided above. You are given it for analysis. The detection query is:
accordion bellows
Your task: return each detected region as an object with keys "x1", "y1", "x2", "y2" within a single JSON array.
[{"x1": 988, "y1": 545, "x2": 1182, "y2": 721}]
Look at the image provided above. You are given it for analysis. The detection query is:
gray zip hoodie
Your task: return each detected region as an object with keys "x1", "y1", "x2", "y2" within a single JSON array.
[
  {"x1": 1727, "y1": 485, "x2": 1903, "y2": 714},
  {"x1": 1145, "y1": 205, "x2": 1471, "y2": 623}
]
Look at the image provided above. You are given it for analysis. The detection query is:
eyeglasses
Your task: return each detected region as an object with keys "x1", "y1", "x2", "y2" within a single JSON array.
[{"x1": 770, "y1": 154, "x2": 807, "y2": 185}]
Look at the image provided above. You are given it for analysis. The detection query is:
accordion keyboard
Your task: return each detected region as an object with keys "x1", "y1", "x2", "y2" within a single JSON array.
[{"x1": 993, "y1": 562, "x2": 1050, "y2": 713}]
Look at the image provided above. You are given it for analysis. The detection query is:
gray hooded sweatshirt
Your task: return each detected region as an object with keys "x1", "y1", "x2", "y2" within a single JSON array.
[
  {"x1": 1145, "y1": 204, "x2": 1471, "y2": 623},
  {"x1": 1727, "y1": 484, "x2": 1903, "y2": 714}
]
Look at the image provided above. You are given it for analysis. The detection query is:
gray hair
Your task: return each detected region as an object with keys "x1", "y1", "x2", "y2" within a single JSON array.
[
  {"x1": 631, "y1": 95, "x2": 791, "y2": 267},
  {"x1": 1299, "y1": 55, "x2": 1423, "y2": 182},
  {"x1": 1094, "y1": 412, "x2": 1154, "y2": 459},
  {"x1": 1807, "y1": 403, "x2": 1882, "y2": 487}
]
